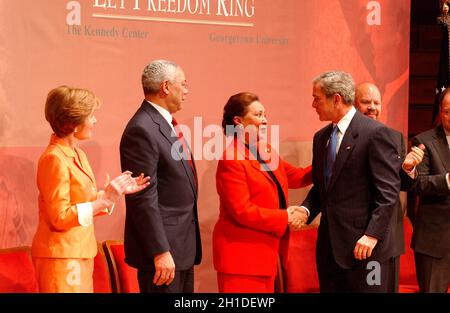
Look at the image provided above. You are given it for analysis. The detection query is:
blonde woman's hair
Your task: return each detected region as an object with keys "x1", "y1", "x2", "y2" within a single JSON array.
[{"x1": 45, "y1": 86, "x2": 100, "y2": 137}]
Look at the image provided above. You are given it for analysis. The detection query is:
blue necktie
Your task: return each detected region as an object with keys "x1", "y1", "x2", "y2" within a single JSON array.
[{"x1": 325, "y1": 125, "x2": 338, "y2": 188}]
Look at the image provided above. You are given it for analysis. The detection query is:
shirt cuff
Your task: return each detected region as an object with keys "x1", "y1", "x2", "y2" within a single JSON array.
[
  {"x1": 98, "y1": 202, "x2": 115, "y2": 216},
  {"x1": 402, "y1": 164, "x2": 418, "y2": 179},
  {"x1": 107, "y1": 203, "x2": 115, "y2": 215},
  {"x1": 301, "y1": 206, "x2": 310, "y2": 217},
  {"x1": 76, "y1": 202, "x2": 93, "y2": 227}
]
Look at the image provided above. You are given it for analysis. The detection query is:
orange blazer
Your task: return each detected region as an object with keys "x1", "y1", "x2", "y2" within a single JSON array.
[
  {"x1": 31, "y1": 135, "x2": 98, "y2": 259},
  {"x1": 213, "y1": 139, "x2": 312, "y2": 277}
]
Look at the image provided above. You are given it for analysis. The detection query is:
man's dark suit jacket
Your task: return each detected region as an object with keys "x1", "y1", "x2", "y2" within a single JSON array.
[
  {"x1": 120, "y1": 101, "x2": 202, "y2": 271},
  {"x1": 411, "y1": 126, "x2": 450, "y2": 259},
  {"x1": 303, "y1": 111, "x2": 402, "y2": 269},
  {"x1": 390, "y1": 129, "x2": 416, "y2": 258}
]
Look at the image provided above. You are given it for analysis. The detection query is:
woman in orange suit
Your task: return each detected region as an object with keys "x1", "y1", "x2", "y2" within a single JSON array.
[
  {"x1": 213, "y1": 92, "x2": 313, "y2": 293},
  {"x1": 31, "y1": 86, "x2": 150, "y2": 293}
]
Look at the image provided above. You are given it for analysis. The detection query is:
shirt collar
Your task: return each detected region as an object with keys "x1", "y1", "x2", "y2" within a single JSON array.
[
  {"x1": 444, "y1": 129, "x2": 450, "y2": 147},
  {"x1": 49, "y1": 134, "x2": 76, "y2": 157},
  {"x1": 145, "y1": 100, "x2": 173, "y2": 127},
  {"x1": 335, "y1": 106, "x2": 356, "y2": 135}
]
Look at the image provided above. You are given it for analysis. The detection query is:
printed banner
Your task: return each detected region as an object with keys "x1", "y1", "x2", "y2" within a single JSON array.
[{"x1": 0, "y1": 0, "x2": 410, "y2": 292}]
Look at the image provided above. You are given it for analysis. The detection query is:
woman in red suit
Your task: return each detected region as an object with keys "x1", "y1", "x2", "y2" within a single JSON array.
[{"x1": 213, "y1": 92, "x2": 313, "y2": 293}]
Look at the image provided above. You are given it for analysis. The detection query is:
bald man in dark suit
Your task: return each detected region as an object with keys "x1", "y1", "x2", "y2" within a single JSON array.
[{"x1": 355, "y1": 82, "x2": 424, "y2": 292}]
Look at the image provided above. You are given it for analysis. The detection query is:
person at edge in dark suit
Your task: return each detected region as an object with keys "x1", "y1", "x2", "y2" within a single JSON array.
[
  {"x1": 120, "y1": 60, "x2": 201, "y2": 293},
  {"x1": 298, "y1": 71, "x2": 402, "y2": 292},
  {"x1": 354, "y1": 82, "x2": 425, "y2": 292},
  {"x1": 409, "y1": 87, "x2": 450, "y2": 293},
  {"x1": 213, "y1": 92, "x2": 313, "y2": 292}
]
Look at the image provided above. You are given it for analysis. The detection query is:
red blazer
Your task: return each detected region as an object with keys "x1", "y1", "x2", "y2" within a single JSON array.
[{"x1": 213, "y1": 139, "x2": 312, "y2": 277}]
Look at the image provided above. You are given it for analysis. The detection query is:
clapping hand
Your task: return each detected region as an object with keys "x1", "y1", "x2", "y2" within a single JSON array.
[
  {"x1": 403, "y1": 144, "x2": 425, "y2": 172},
  {"x1": 123, "y1": 172, "x2": 151, "y2": 194},
  {"x1": 93, "y1": 172, "x2": 150, "y2": 216},
  {"x1": 103, "y1": 171, "x2": 150, "y2": 203},
  {"x1": 287, "y1": 206, "x2": 308, "y2": 231}
]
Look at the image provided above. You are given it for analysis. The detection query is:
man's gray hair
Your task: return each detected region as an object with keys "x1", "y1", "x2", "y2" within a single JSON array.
[
  {"x1": 313, "y1": 71, "x2": 355, "y2": 105},
  {"x1": 142, "y1": 60, "x2": 179, "y2": 95}
]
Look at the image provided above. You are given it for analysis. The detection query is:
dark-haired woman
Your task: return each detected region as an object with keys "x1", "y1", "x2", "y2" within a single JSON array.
[{"x1": 213, "y1": 92, "x2": 313, "y2": 293}]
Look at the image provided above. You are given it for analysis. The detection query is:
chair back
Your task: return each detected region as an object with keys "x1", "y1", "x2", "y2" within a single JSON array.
[
  {"x1": 0, "y1": 246, "x2": 38, "y2": 293},
  {"x1": 93, "y1": 242, "x2": 112, "y2": 293},
  {"x1": 102, "y1": 240, "x2": 139, "y2": 293}
]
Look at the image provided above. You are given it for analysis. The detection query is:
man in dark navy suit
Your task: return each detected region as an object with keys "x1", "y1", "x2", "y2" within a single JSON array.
[
  {"x1": 120, "y1": 60, "x2": 201, "y2": 293},
  {"x1": 300, "y1": 71, "x2": 402, "y2": 292}
]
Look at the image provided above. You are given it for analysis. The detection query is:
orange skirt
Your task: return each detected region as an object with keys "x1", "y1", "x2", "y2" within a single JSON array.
[{"x1": 33, "y1": 257, "x2": 94, "y2": 293}]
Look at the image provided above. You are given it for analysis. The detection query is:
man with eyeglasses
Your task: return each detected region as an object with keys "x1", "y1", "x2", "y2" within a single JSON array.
[
  {"x1": 120, "y1": 59, "x2": 201, "y2": 293},
  {"x1": 409, "y1": 87, "x2": 450, "y2": 293}
]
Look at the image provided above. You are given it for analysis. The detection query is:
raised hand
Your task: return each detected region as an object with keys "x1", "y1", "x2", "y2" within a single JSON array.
[
  {"x1": 92, "y1": 172, "x2": 150, "y2": 216},
  {"x1": 103, "y1": 172, "x2": 134, "y2": 203},
  {"x1": 403, "y1": 144, "x2": 425, "y2": 172},
  {"x1": 123, "y1": 172, "x2": 151, "y2": 195}
]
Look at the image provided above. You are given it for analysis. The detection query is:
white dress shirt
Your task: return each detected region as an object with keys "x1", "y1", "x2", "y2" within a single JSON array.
[
  {"x1": 146, "y1": 100, "x2": 175, "y2": 133},
  {"x1": 77, "y1": 202, "x2": 94, "y2": 227},
  {"x1": 445, "y1": 129, "x2": 450, "y2": 189},
  {"x1": 301, "y1": 107, "x2": 356, "y2": 217},
  {"x1": 76, "y1": 199, "x2": 115, "y2": 227},
  {"x1": 333, "y1": 106, "x2": 356, "y2": 153}
]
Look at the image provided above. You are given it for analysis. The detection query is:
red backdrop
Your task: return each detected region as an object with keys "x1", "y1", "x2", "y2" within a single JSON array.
[{"x1": 0, "y1": 0, "x2": 410, "y2": 292}]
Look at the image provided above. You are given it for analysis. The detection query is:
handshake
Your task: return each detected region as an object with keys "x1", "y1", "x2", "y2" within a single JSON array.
[{"x1": 287, "y1": 206, "x2": 308, "y2": 231}]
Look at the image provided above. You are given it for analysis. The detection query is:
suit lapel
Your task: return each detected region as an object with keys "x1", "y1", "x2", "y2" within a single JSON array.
[
  {"x1": 327, "y1": 114, "x2": 359, "y2": 192},
  {"x1": 249, "y1": 159, "x2": 274, "y2": 183},
  {"x1": 51, "y1": 136, "x2": 96, "y2": 185},
  {"x1": 432, "y1": 127, "x2": 450, "y2": 172},
  {"x1": 266, "y1": 160, "x2": 286, "y2": 190},
  {"x1": 72, "y1": 149, "x2": 96, "y2": 185},
  {"x1": 142, "y1": 103, "x2": 197, "y2": 196},
  {"x1": 142, "y1": 103, "x2": 182, "y2": 158},
  {"x1": 236, "y1": 139, "x2": 282, "y2": 187}
]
